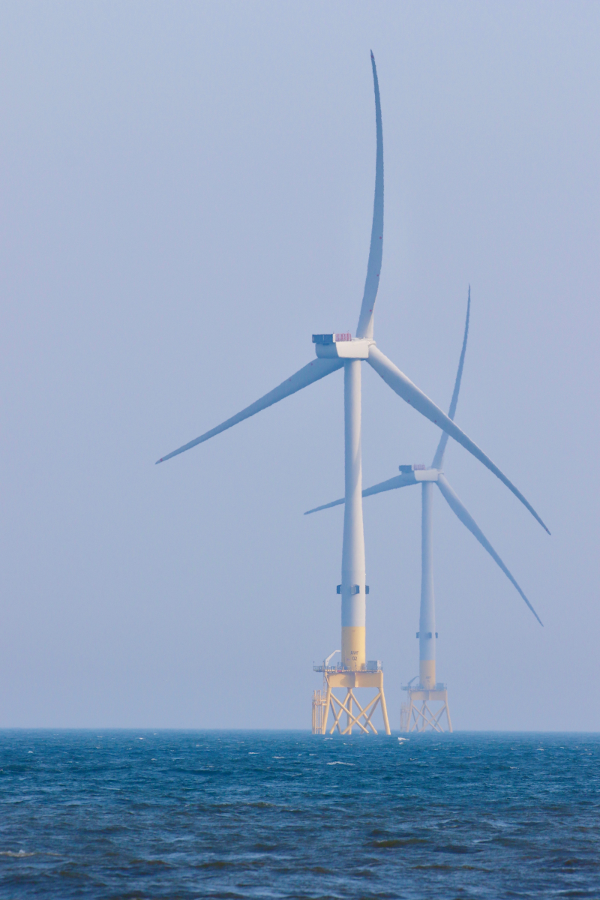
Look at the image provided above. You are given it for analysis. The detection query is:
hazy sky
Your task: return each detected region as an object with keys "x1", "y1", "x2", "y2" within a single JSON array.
[{"x1": 1, "y1": 1, "x2": 599, "y2": 730}]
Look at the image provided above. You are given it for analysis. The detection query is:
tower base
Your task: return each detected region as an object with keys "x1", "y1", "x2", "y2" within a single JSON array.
[
  {"x1": 400, "y1": 684, "x2": 452, "y2": 733},
  {"x1": 313, "y1": 667, "x2": 391, "y2": 735}
]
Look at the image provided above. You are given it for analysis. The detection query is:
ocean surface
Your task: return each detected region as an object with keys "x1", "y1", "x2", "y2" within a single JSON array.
[{"x1": 0, "y1": 730, "x2": 599, "y2": 899}]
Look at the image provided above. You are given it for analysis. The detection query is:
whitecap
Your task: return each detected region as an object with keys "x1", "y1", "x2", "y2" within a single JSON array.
[{"x1": 326, "y1": 761, "x2": 355, "y2": 766}]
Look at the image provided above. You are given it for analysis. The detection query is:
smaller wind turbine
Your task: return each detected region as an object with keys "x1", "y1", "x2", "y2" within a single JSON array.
[{"x1": 306, "y1": 289, "x2": 544, "y2": 732}]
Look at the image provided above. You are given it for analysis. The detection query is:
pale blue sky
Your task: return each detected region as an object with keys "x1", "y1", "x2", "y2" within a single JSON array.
[{"x1": 1, "y1": 1, "x2": 598, "y2": 729}]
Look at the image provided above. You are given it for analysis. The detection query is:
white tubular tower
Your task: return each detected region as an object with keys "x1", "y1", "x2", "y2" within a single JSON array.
[
  {"x1": 341, "y1": 360, "x2": 366, "y2": 671},
  {"x1": 419, "y1": 481, "x2": 436, "y2": 690},
  {"x1": 313, "y1": 348, "x2": 390, "y2": 736},
  {"x1": 401, "y1": 474, "x2": 451, "y2": 733}
]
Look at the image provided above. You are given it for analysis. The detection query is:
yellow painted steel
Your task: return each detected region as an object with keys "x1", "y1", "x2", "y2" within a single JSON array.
[
  {"x1": 318, "y1": 669, "x2": 391, "y2": 735},
  {"x1": 341, "y1": 626, "x2": 366, "y2": 670},
  {"x1": 312, "y1": 690, "x2": 326, "y2": 733},
  {"x1": 400, "y1": 686, "x2": 452, "y2": 733},
  {"x1": 419, "y1": 659, "x2": 436, "y2": 690}
]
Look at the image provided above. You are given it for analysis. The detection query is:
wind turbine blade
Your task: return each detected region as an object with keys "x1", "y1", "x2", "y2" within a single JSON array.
[
  {"x1": 437, "y1": 474, "x2": 543, "y2": 626},
  {"x1": 367, "y1": 345, "x2": 550, "y2": 534},
  {"x1": 431, "y1": 286, "x2": 471, "y2": 469},
  {"x1": 355, "y1": 52, "x2": 383, "y2": 341},
  {"x1": 305, "y1": 472, "x2": 417, "y2": 515},
  {"x1": 364, "y1": 471, "x2": 417, "y2": 496},
  {"x1": 304, "y1": 497, "x2": 345, "y2": 515},
  {"x1": 156, "y1": 358, "x2": 343, "y2": 464}
]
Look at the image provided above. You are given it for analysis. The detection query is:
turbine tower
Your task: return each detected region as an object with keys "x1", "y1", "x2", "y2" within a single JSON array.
[
  {"x1": 157, "y1": 55, "x2": 548, "y2": 735},
  {"x1": 306, "y1": 289, "x2": 545, "y2": 733}
]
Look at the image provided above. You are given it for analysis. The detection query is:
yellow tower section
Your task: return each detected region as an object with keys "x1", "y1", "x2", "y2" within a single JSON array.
[
  {"x1": 342, "y1": 626, "x2": 366, "y2": 670},
  {"x1": 419, "y1": 659, "x2": 436, "y2": 690}
]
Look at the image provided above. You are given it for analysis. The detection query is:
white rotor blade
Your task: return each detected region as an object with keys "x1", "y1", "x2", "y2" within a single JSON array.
[
  {"x1": 367, "y1": 344, "x2": 550, "y2": 534},
  {"x1": 355, "y1": 51, "x2": 383, "y2": 341},
  {"x1": 431, "y1": 286, "x2": 471, "y2": 470},
  {"x1": 305, "y1": 471, "x2": 417, "y2": 515},
  {"x1": 157, "y1": 358, "x2": 343, "y2": 464},
  {"x1": 437, "y1": 474, "x2": 543, "y2": 626}
]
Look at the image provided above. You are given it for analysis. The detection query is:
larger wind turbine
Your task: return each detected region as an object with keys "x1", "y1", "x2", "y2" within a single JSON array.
[
  {"x1": 157, "y1": 54, "x2": 548, "y2": 717},
  {"x1": 306, "y1": 289, "x2": 544, "y2": 721}
]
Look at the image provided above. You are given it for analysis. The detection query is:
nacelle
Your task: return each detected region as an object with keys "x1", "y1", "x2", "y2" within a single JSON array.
[
  {"x1": 399, "y1": 463, "x2": 438, "y2": 482},
  {"x1": 312, "y1": 333, "x2": 371, "y2": 359}
]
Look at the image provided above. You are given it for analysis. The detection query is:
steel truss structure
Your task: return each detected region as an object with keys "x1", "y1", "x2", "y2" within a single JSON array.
[
  {"x1": 400, "y1": 685, "x2": 452, "y2": 733},
  {"x1": 313, "y1": 668, "x2": 390, "y2": 735}
]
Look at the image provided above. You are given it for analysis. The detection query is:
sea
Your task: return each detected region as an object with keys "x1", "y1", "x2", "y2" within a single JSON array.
[{"x1": 0, "y1": 730, "x2": 598, "y2": 899}]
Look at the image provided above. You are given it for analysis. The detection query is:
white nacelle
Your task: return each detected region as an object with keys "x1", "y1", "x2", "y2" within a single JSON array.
[
  {"x1": 414, "y1": 468, "x2": 439, "y2": 482},
  {"x1": 313, "y1": 334, "x2": 371, "y2": 359}
]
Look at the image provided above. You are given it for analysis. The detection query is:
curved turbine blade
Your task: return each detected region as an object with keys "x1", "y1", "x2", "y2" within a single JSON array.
[
  {"x1": 157, "y1": 358, "x2": 343, "y2": 464},
  {"x1": 431, "y1": 286, "x2": 471, "y2": 469},
  {"x1": 355, "y1": 51, "x2": 384, "y2": 341},
  {"x1": 437, "y1": 474, "x2": 543, "y2": 626},
  {"x1": 367, "y1": 344, "x2": 550, "y2": 534},
  {"x1": 305, "y1": 471, "x2": 417, "y2": 515}
]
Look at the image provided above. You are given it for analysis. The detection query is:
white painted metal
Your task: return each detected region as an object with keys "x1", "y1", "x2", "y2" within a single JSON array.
[
  {"x1": 355, "y1": 51, "x2": 383, "y2": 341},
  {"x1": 156, "y1": 358, "x2": 343, "y2": 464},
  {"x1": 305, "y1": 471, "x2": 416, "y2": 515},
  {"x1": 366, "y1": 344, "x2": 550, "y2": 534},
  {"x1": 436, "y1": 473, "x2": 543, "y2": 625},
  {"x1": 414, "y1": 469, "x2": 438, "y2": 482},
  {"x1": 324, "y1": 650, "x2": 341, "y2": 667},
  {"x1": 341, "y1": 360, "x2": 366, "y2": 640},
  {"x1": 431, "y1": 288, "x2": 471, "y2": 470},
  {"x1": 316, "y1": 339, "x2": 371, "y2": 359},
  {"x1": 419, "y1": 481, "x2": 436, "y2": 684},
  {"x1": 307, "y1": 292, "x2": 544, "y2": 630},
  {"x1": 158, "y1": 59, "x2": 546, "y2": 542}
]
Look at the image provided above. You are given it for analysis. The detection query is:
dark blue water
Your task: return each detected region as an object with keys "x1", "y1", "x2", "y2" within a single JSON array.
[{"x1": 1, "y1": 731, "x2": 599, "y2": 899}]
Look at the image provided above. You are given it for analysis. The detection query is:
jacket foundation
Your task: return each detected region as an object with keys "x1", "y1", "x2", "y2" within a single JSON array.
[{"x1": 312, "y1": 664, "x2": 391, "y2": 736}]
